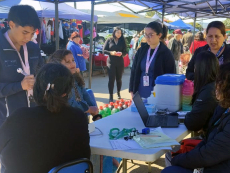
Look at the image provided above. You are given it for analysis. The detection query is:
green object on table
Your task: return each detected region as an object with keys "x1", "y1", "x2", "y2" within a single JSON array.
[{"x1": 109, "y1": 128, "x2": 136, "y2": 140}]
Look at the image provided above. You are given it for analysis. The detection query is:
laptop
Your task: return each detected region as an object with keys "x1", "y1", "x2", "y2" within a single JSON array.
[{"x1": 133, "y1": 92, "x2": 179, "y2": 128}]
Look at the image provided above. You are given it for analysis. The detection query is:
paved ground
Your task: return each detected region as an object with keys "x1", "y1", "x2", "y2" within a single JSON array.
[{"x1": 85, "y1": 68, "x2": 167, "y2": 173}]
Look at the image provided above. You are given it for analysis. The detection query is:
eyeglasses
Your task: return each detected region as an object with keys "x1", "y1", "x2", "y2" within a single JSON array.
[{"x1": 144, "y1": 33, "x2": 156, "y2": 39}]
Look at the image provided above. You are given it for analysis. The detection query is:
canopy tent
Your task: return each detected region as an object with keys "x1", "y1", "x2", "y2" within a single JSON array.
[
  {"x1": 169, "y1": 19, "x2": 199, "y2": 31},
  {"x1": 97, "y1": 10, "x2": 156, "y2": 24},
  {"x1": 82, "y1": 10, "x2": 179, "y2": 30},
  {"x1": 0, "y1": 0, "x2": 97, "y2": 21},
  {"x1": 96, "y1": 0, "x2": 230, "y2": 19}
]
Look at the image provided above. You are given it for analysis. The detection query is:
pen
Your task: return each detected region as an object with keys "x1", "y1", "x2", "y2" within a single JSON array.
[{"x1": 140, "y1": 135, "x2": 161, "y2": 137}]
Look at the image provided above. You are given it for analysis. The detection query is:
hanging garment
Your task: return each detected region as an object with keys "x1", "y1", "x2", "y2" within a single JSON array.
[
  {"x1": 59, "y1": 21, "x2": 64, "y2": 39},
  {"x1": 46, "y1": 25, "x2": 51, "y2": 43}
]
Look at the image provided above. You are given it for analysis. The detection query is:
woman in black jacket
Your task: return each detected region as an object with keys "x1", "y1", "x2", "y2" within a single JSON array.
[
  {"x1": 184, "y1": 51, "x2": 219, "y2": 134},
  {"x1": 103, "y1": 27, "x2": 127, "y2": 102},
  {"x1": 129, "y1": 21, "x2": 175, "y2": 98},
  {"x1": 162, "y1": 62, "x2": 230, "y2": 173},
  {"x1": 186, "y1": 21, "x2": 230, "y2": 80}
]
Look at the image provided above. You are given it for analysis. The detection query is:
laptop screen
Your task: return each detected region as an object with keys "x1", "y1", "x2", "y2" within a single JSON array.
[{"x1": 132, "y1": 91, "x2": 149, "y2": 126}]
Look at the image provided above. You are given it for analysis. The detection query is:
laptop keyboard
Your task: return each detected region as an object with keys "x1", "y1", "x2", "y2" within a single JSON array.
[{"x1": 148, "y1": 115, "x2": 168, "y2": 126}]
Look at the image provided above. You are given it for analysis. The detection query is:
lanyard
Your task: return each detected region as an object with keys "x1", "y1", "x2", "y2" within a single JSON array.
[
  {"x1": 145, "y1": 43, "x2": 160, "y2": 75},
  {"x1": 208, "y1": 43, "x2": 224, "y2": 57},
  {"x1": 4, "y1": 31, "x2": 32, "y2": 107}
]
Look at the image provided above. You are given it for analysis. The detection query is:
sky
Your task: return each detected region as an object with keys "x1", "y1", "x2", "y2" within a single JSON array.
[{"x1": 66, "y1": 2, "x2": 226, "y2": 28}]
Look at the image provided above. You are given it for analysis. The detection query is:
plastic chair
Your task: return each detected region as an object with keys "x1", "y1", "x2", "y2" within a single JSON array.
[
  {"x1": 86, "y1": 89, "x2": 97, "y2": 107},
  {"x1": 48, "y1": 158, "x2": 93, "y2": 173}
]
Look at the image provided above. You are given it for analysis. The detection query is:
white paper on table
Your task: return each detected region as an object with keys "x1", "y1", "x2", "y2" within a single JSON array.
[
  {"x1": 133, "y1": 127, "x2": 180, "y2": 149},
  {"x1": 110, "y1": 139, "x2": 143, "y2": 150}
]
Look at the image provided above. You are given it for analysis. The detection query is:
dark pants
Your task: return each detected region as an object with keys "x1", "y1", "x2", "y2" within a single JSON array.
[
  {"x1": 107, "y1": 61, "x2": 124, "y2": 96},
  {"x1": 161, "y1": 166, "x2": 193, "y2": 173}
]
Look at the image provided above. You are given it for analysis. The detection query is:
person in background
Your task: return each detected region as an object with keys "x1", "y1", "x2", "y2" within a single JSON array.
[
  {"x1": 186, "y1": 21, "x2": 230, "y2": 80},
  {"x1": 168, "y1": 29, "x2": 184, "y2": 74},
  {"x1": 162, "y1": 62, "x2": 230, "y2": 173},
  {"x1": 165, "y1": 34, "x2": 174, "y2": 46},
  {"x1": 103, "y1": 27, "x2": 127, "y2": 102},
  {"x1": 129, "y1": 21, "x2": 175, "y2": 99},
  {"x1": 48, "y1": 49, "x2": 101, "y2": 121},
  {"x1": 137, "y1": 30, "x2": 147, "y2": 49},
  {"x1": 69, "y1": 22, "x2": 79, "y2": 36},
  {"x1": 0, "y1": 5, "x2": 43, "y2": 121},
  {"x1": 129, "y1": 34, "x2": 138, "y2": 68},
  {"x1": 189, "y1": 31, "x2": 207, "y2": 54},
  {"x1": 0, "y1": 63, "x2": 90, "y2": 173},
  {"x1": 67, "y1": 31, "x2": 86, "y2": 74},
  {"x1": 182, "y1": 29, "x2": 193, "y2": 51}
]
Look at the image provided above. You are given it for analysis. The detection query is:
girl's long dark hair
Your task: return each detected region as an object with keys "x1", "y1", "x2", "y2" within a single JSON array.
[
  {"x1": 48, "y1": 49, "x2": 85, "y2": 87},
  {"x1": 192, "y1": 51, "x2": 219, "y2": 104}
]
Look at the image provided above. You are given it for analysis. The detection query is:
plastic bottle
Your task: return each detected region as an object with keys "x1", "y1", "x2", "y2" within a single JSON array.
[
  {"x1": 118, "y1": 103, "x2": 124, "y2": 111},
  {"x1": 111, "y1": 105, "x2": 120, "y2": 114},
  {"x1": 109, "y1": 102, "x2": 114, "y2": 110},
  {"x1": 123, "y1": 101, "x2": 129, "y2": 109},
  {"x1": 120, "y1": 99, "x2": 125, "y2": 106},
  {"x1": 99, "y1": 106, "x2": 106, "y2": 118},
  {"x1": 182, "y1": 80, "x2": 194, "y2": 111},
  {"x1": 103, "y1": 104, "x2": 111, "y2": 117},
  {"x1": 115, "y1": 100, "x2": 120, "y2": 105},
  {"x1": 128, "y1": 100, "x2": 132, "y2": 107}
]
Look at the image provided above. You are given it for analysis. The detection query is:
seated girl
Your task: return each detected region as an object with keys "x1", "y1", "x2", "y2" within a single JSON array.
[
  {"x1": 48, "y1": 49, "x2": 101, "y2": 121},
  {"x1": 162, "y1": 62, "x2": 230, "y2": 173},
  {"x1": 184, "y1": 51, "x2": 219, "y2": 134},
  {"x1": 0, "y1": 63, "x2": 90, "y2": 173}
]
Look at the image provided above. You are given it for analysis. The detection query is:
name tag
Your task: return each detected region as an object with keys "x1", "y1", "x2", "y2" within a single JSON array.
[{"x1": 143, "y1": 75, "x2": 149, "y2": 86}]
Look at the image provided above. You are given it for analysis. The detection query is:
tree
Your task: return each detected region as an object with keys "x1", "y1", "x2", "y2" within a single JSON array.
[
  {"x1": 188, "y1": 22, "x2": 203, "y2": 31},
  {"x1": 223, "y1": 18, "x2": 230, "y2": 28},
  {"x1": 145, "y1": 11, "x2": 162, "y2": 19}
]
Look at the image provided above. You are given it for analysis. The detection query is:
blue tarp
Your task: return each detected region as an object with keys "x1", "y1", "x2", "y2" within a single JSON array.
[
  {"x1": 169, "y1": 19, "x2": 198, "y2": 31},
  {"x1": 35, "y1": 0, "x2": 94, "y2": 2},
  {"x1": 0, "y1": 0, "x2": 98, "y2": 21}
]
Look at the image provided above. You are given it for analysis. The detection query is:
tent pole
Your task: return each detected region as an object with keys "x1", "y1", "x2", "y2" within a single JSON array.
[
  {"x1": 192, "y1": 13, "x2": 197, "y2": 55},
  {"x1": 162, "y1": 4, "x2": 165, "y2": 23},
  {"x1": 55, "y1": 0, "x2": 59, "y2": 50},
  {"x1": 88, "y1": 1, "x2": 95, "y2": 89},
  {"x1": 74, "y1": 2, "x2": 77, "y2": 9}
]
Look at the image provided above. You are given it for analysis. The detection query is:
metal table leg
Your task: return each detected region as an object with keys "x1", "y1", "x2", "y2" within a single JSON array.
[
  {"x1": 148, "y1": 162, "x2": 152, "y2": 173},
  {"x1": 116, "y1": 160, "x2": 123, "y2": 173},
  {"x1": 122, "y1": 158, "x2": 127, "y2": 173}
]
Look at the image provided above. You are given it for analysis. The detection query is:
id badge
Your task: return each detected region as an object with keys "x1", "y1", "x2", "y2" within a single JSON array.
[{"x1": 143, "y1": 75, "x2": 149, "y2": 86}]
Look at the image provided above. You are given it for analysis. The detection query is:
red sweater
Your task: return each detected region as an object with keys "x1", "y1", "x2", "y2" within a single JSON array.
[{"x1": 190, "y1": 40, "x2": 207, "y2": 54}]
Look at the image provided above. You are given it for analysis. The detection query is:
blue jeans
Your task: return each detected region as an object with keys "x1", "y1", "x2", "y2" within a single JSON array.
[{"x1": 161, "y1": 166, "x2": 193, "y2": 173}]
